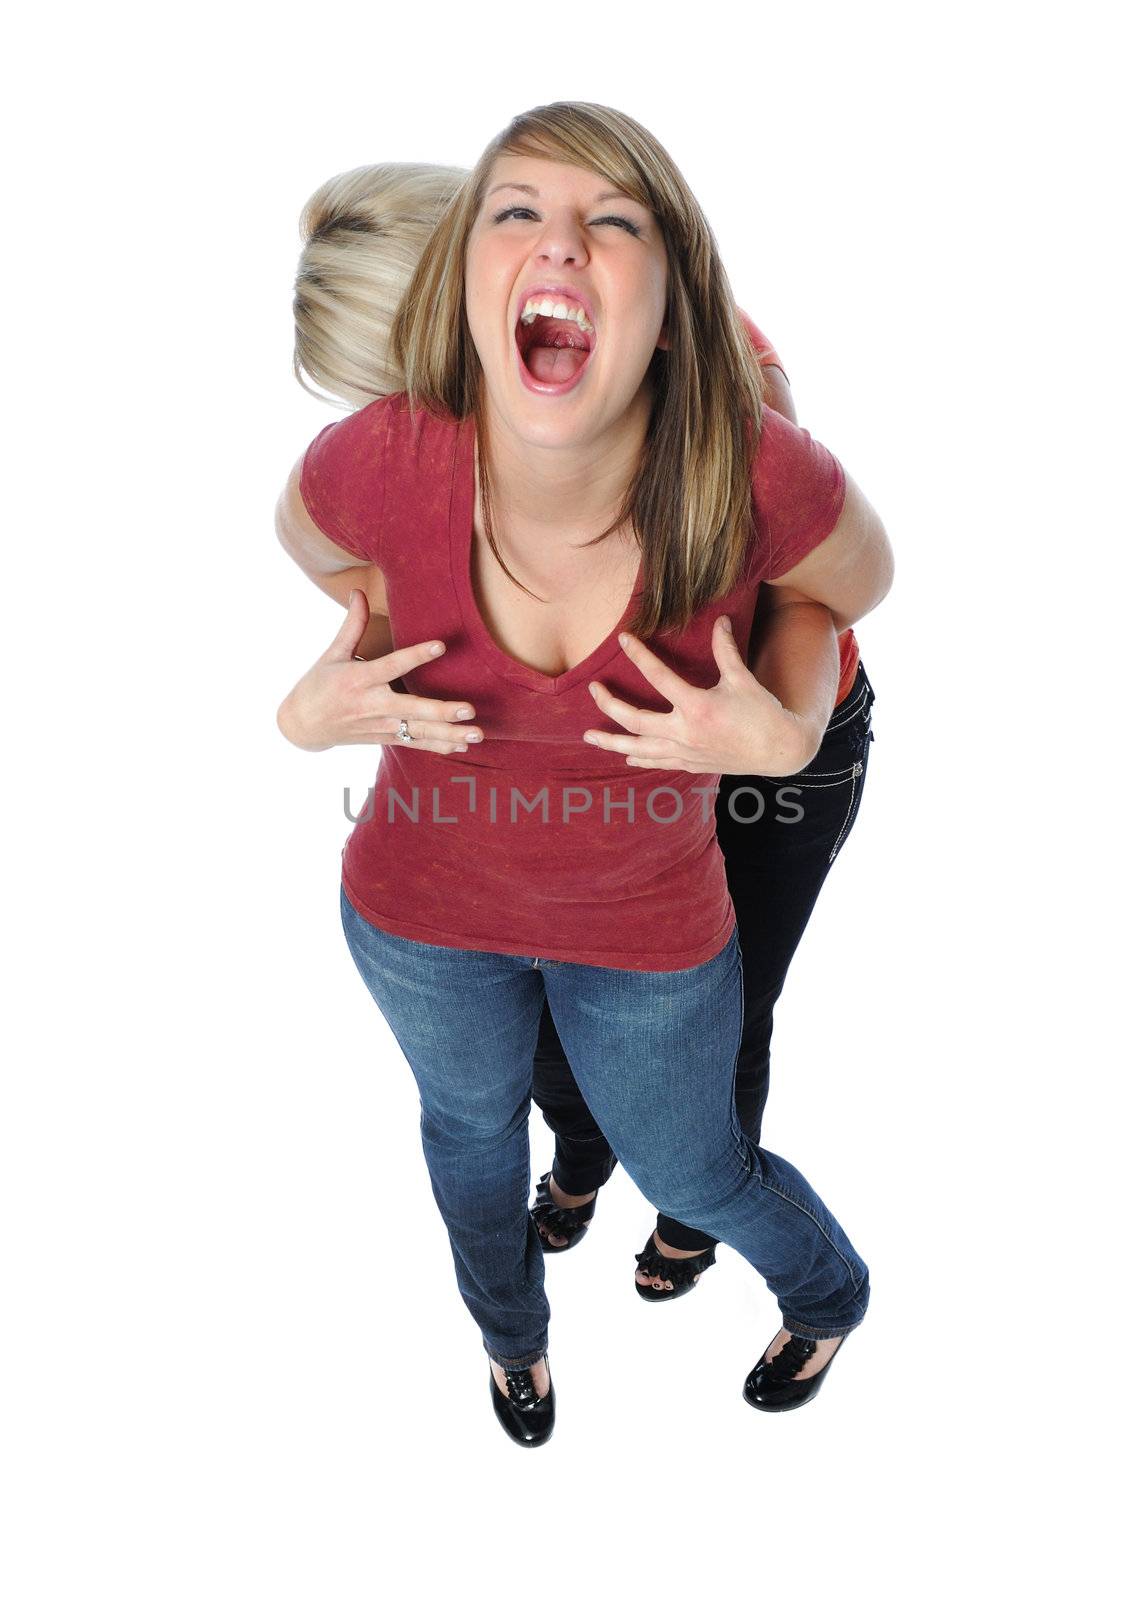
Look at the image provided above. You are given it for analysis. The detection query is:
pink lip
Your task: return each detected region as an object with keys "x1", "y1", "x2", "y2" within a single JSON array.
[{"x1": 515, "y1": 283, "x2": 597, "y2": 333}]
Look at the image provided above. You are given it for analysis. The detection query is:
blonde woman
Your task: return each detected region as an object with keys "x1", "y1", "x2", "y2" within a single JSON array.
[{"x1": 276, "y1": 103, "x2": 892, "y2": 1447}]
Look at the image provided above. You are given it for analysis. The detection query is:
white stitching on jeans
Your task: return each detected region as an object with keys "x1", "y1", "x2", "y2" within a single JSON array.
[
  {"x1": 786, "y1": 765, "x2": 860, "y2": 782},
  {"x1": 827, "y1": 686, "x2": 869, "y2": 731},
  {"x1": 827, "y1": 762, "x2": 863, "y2": 863}
]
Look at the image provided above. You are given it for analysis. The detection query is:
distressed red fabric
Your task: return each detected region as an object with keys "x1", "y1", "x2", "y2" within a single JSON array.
[{"x1": 299, "y1": 365, "x2": 854, "y2": 968}]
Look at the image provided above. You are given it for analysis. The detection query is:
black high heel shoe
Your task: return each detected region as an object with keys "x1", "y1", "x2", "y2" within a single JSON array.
[
  {"x1": 742, "y1": 1329, "x2": 850, "y2": 1412},
  {"x1": 489, "y1": 1357, "x2": 556, "y2": 1447},
  {"x1": 530, "y1": 1171, "x2": 597, "y2": 1254},
  {"x1": 633, "y1": 1233, "x2": 717, "y2": 1302}
]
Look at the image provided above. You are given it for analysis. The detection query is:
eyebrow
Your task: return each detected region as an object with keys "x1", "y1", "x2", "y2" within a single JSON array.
[{"x1": 487, "y1": 182, "x2": 641, "y2": 206}]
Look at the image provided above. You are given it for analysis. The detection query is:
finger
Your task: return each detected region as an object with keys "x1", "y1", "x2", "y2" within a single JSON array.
[
  {"x1": 586, "y1": 678, "x2": 674, "y2": 737},
  {"x1": 319, "y1": 587, "x2": 371, "y2": 664},
  {"x1": 378, "y1": 693, "x2": 480, "y2": 726},
  {"x1": 370, "y1": 637, "x2": 450, "y2": 684},
  {"x1": 377, "y1": 716, "x2": 483, "y2": 752},
  {"x1": 351, "y1": 731, "x2": 470, "y2": 754},
  {"x1": 616, "y1": 631, "x2": 695, "y2": 704},
  {"x1": 582, "y1": 727, "x2": 686, "y2": 760},
  {"x1": 710, "y1": 614, "x2": 756, "y2": 684}
]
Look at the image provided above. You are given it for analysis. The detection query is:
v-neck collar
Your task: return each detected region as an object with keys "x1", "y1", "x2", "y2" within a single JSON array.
[{"x1": 449, "y1": 414, "x2": 645, "y2": 697}]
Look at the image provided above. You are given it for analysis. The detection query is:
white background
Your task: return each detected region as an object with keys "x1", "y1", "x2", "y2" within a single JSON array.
[{"x1": 5, "y1": 2, "x2": 1135, "y2": 1595}]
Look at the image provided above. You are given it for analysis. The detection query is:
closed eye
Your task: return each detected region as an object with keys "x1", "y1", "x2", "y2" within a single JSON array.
[{"x1": 491, "y1": 206, "x2": 642, "y2": 238}]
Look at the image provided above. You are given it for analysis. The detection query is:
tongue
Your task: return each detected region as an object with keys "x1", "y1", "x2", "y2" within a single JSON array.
[{"x1": 526, "y1": 345, "x2": 590, "y2": 383}]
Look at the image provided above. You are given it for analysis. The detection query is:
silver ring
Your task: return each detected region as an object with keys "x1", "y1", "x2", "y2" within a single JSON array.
[{"x1": 397, "y1": 718, "x2": 415, "y2": 743}]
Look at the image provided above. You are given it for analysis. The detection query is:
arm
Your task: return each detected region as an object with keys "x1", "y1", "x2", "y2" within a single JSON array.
[
  {"x1": 736, "y1": 334, "x2": 843, "y2": 750},
  {"x1": 768, "y1": 471, "x2": 894, "y2": 635},
  {"x1": 739, "y1": 472, "x2": 891, "y2": 763},
  {"x1": 275, "y1": 456, "x2": 480, "y2": 753},
  {"x1": 276, "y1": 454, "x2": 395, "y2": 661},
  {"x1": 747, "y1": 585, "x2": 840, "y2": 753},
  {"x1": 742, "y1": 469, "x2": 891, "y2": 757}
]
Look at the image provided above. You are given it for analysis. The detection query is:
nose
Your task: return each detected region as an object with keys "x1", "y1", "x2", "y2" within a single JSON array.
[{"x1": 532, "y1": 208, "x2": 588, "y2": 268}]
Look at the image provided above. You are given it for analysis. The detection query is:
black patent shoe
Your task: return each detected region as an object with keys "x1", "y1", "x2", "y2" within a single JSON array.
[
  {"x1": 489, "y1": 1358, "x2": 556, "y2": 1448},
  {"x1": 634, "y1": 1233, "x2": 717, "y2": 1302},
  {"x1": 742, "y1": 1329, "x2": 850, "y2": 1412},
  {"x1": 531, "y1": 1171, "x2": 597, "y2": 1254}
]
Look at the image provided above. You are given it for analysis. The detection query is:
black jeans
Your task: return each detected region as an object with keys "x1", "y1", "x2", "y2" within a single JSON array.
[{"x1": 531, "y1": 658, "x2": 876, "y2": 1251}]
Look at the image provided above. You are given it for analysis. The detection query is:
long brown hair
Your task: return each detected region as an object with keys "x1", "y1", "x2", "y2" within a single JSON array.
[{"x1": 391, "y1": 102, "x2": 769, "y2": 641}]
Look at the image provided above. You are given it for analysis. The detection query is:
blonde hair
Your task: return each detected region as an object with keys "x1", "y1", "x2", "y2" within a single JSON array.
[
  {"x1": 293, "y1": 162, "x2": 467, "y2": 408},
  {"x1": 391, "y1": 101, "x2": 771, "y2": 640}
]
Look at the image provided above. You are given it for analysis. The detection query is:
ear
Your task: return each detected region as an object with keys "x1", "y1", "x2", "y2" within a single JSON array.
[{"x1": 655, "y1": 308, "x2": 670, "y2": 352}]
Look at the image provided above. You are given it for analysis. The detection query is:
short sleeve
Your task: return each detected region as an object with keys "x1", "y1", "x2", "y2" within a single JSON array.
[
  {"x1": 749, "y1": 406, "x2": 848, "y2": 582},
  {"x1": 737, "y1": 306, "x2": 787, "y2": 377},
  {"x1": 298, "y1": 394, "x2": 395, "y2": 566}
]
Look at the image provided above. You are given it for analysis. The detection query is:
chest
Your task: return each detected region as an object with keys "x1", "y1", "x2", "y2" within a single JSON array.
[{"x1": 469, "y1": 515, "x2": 643, "y2": 680}]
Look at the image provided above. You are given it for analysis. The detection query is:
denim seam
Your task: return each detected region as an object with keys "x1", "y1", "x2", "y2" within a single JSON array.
[
  {"x1": 757, "y1": 1174, "x2": 867, "y2": 1299},
  {"x1": 828, "y1": 767, "x2": 862, "y2": 863},
  {"x1": 729, "y1": 942, "x2": 747, "y2": 1161},
  {"x1": 787, "y1": 764, "x2": 862, "y2": 782}
]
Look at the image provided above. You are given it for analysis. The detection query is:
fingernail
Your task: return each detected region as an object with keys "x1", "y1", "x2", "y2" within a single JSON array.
[
  {"x1": 583, "y1": 733, "x2": 599, "y2": 745},
  {"x1": 465, "y1": 731, "x2": 482, "y2": 742},
  {"x1": 429, "y1": 642, "x2": 444, "y2": 655},
  {"x1": 455, "y1": 707, "x2": 476, "y2": 719}
]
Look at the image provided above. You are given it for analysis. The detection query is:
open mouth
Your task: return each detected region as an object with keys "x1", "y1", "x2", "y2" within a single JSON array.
[{"x1": 514, "y1": 311, "x2": 596, "y2": 391}]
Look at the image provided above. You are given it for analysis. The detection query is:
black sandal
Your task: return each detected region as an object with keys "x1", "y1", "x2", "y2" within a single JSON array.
[
  {"x1": 634, "y1": 1233, "x2": 717, "y2": 1302},
  {"x1": 530, "y1": 1171, "x2": 598, "y2": 1254}
]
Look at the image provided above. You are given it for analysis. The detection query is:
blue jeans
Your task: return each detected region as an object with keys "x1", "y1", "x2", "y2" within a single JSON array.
[
  {"x1": 339, "y1": 888, "x2": 871, "y2": 1371},
  {"x1": 533, "y1": 659, "x2": 877, "y2": 1250}
]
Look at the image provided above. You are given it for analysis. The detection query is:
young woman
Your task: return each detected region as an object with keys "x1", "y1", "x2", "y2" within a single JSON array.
[
  {"x1": 276, "y1": 103, "x2": 892, "y2": 1447},
  {"x1": 288, "y1": 160, "x2": 879, "y2": 1302}
]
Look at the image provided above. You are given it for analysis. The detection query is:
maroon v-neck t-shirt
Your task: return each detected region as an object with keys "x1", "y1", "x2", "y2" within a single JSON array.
[{"x1": 301, "y1": 393, "x2": 850, "y2": 970}]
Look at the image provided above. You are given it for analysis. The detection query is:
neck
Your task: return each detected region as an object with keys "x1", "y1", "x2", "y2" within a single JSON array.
[{"x1": 476, "y1": 382, "x2": 653, "y2": 546}]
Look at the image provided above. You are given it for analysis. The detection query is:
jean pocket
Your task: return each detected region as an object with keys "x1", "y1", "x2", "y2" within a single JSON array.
[{"x1": 768, "y1": 744, "x2": 868, "y2": 862}]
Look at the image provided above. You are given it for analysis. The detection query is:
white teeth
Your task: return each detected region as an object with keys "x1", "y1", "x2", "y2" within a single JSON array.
[{"x1": 519, "y1": 295, "x2": 595, "y2": 336}]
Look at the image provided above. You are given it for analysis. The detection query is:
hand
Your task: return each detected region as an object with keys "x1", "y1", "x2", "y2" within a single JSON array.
[
  {"x1": 276, "y1": 590, "x2": 483, "y2": 755},
  {"x1": 582, "y1": 616, "x2": 820, "y2": 777}
]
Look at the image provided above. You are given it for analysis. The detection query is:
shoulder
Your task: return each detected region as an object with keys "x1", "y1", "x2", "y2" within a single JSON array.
[
  {"x1": 296, "y1": 394, "x2": 402, "y2": 568},
  {"x1": 750, "y1": 405, "x2": 842, "y2": 496},
  {"x1": 748, "y1": 405, "x2": 848, "y2": 582},
  {"x1": 300, "y1": 393, "x2": 399, "y2": 499},
  {"x1": 298, "y1": 393, "x2": 463, "y2": 567},
  {"x1": 300, "y1": 390, "x2": 462, "y2": 476}
]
